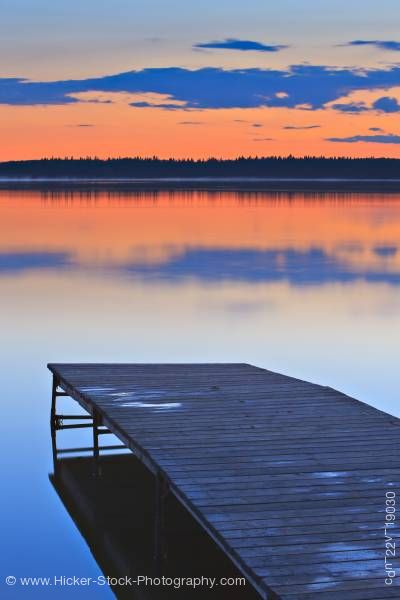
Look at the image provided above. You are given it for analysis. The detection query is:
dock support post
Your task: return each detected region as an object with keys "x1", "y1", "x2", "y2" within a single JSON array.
[
  {"x1": 92, "y1": 409, "x2": 102, "y2": 478},
  {"x1": 50, "y1": 375, "x2": 59, "y2": 475},
  {"x1": 154, "y1": 473, "x2": 169, "y2": 575}
]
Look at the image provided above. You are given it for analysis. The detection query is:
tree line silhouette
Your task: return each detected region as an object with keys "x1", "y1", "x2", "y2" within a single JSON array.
[{"x1": 0, "y1": 156, "x2": 400, "y2": 179}]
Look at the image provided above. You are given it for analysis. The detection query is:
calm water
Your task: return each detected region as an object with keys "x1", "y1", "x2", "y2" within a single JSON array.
[{"x1": 1, "y1": 188, "x2": 400, "y2": 598}]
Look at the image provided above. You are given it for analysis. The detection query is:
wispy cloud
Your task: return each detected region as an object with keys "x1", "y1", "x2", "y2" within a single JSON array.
[
  {"x1": 327, "y1": 134, "x2": 400, "y2": 144},
  {"x1": 178, "y1": 121, "x2": 204, "y2": 125},
  {"x1": 283, "y1": 124, "x2": 320, "y2": 130},
  {"x1": 194, "y1": 38, "x2": 288, "y2": 53},
  {"x1": 346, "y1": 39, "x2": 400, "y2": 51},
  {"x1": 130, "y1": 99, "x2": 184, "y2": 110},
  {"x1": 331, "y1": 102, "x2": 369, "y2": 113}
]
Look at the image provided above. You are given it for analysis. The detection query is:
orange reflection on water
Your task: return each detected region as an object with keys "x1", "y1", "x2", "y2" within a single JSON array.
[
  {"x1": 1, "y1": 188, "x2": 400, "y2": 417},
  {"x1": 1, "y1": 189, "x2": 400, "y2": 276}
]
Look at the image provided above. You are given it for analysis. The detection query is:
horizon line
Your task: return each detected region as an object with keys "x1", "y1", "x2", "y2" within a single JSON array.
[{"x1": 2, "y1": 155, "x2": 400, "y2": 163}]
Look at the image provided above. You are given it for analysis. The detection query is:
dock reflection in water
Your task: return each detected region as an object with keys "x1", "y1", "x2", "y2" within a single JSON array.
[{"x1": 50, "y1": 451, "x2": 259, "y2": 600}]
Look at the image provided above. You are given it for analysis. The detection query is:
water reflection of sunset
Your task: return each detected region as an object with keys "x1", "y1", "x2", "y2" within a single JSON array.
[
  {"x1": 1, "y1": 190, "x2": 400, "y2": 279},
  {"x1": 1, "y1": 188, "x2": 399, "y2": 416}
]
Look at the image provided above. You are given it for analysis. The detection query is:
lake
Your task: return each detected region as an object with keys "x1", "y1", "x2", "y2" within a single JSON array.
[{"x1": 1, "y1": 187, "x2": 399, "y2": 598}]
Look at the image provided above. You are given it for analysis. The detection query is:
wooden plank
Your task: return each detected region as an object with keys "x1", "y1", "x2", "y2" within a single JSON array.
[
  {"x1": 275, "y1": 579, "x2": 400, "y2": 599},
  {"x1": 225, "y1": 530, "x2": 383, "y2": 547},
  {"x1": 48, "y1": 363, "x2": 400, "y2": 600}
]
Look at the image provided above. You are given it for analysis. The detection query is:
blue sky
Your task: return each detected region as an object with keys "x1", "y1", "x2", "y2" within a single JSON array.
[{"x1": 2, "y1": 0, "x2": 400, "y2": 78}]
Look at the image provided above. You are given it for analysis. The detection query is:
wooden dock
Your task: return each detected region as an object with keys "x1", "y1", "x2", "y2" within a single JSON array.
[{"x1": 48, "y1": 363, "x2": 400, "y2": 599}]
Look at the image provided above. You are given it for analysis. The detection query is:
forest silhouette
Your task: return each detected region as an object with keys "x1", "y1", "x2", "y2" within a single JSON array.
[{"x1": 0, "y1": 156, "x2": 400, "y2": 179}]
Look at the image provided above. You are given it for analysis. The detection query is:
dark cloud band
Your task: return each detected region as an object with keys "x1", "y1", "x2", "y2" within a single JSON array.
[{"x1": 1, "y1": 64, "x2": 400, "y2": 111}]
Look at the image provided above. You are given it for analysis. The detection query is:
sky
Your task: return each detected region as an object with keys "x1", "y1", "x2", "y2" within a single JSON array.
[{"x1": 1, "y1": 0, "x2": 400, "y2": 159}]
